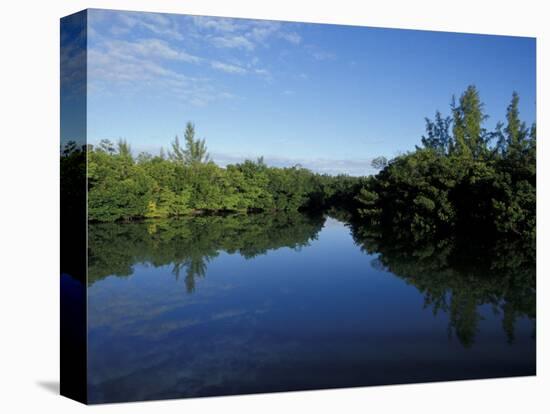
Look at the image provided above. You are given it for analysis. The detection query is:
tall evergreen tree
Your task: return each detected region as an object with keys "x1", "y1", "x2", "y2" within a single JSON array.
[
  {"x1": 451, "y1": 95, "x2": 468, "y2": 157},
  {"x1": 183, "y1": 122, "x2": 210, "y2": 164},
  {"x1": 371, "y1": 156, "x2": 388, "y2": 170},
  {"x1": 528, "y1": 123, "x2": 536, "y2": 155},
  {"x1": 492, "y1": 121, "x2": 507, "y2": 157},
  {"x1": 98, "y1": 139, "x2": 116, "y2": 154},
  {"x1": 451, "y1": 85, "x2": 488, "y2": 158},
  {"x1": 169, "y1": 135, "x2": 185, "y2": 163},
  {"x1": 117, "y1": 139, "x2": 132, "y2": 158},
  {"x1": 421, "y1": 111, "x2": 452, "y2": 154},
  {"x1": 505, "y1": 92, "x2": 528, "y2": 158}
]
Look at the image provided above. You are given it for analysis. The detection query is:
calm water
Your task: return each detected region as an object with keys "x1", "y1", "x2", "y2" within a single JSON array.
[{"x1": 87, "y1": 213, "x2": 535, "y2": 403}]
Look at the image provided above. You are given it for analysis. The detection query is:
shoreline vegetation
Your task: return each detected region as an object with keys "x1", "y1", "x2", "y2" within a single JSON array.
[{"x1": 61, "y1": 86, "x2": 535, "y2": 245}]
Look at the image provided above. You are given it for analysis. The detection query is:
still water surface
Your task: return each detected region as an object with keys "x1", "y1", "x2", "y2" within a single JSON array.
[{"x1": 87, "y1": 213, "x2": 535, "y2": 403}]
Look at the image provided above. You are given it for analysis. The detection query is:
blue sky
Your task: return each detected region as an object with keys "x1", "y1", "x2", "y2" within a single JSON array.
[{"x1": 86, "y1": 9, "x2": 536, "y2": 175}]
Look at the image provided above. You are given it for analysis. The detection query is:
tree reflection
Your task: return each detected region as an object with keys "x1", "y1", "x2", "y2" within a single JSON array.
[
  {"x1": 88, "y1": 212, "x2": 325, "y2": 293},
  {"x1": 89, "y1": 209, "x2": 535, "y2": 347},
  {"x1": 347, "y1": 220, "x2": 536, "y2": 347}
]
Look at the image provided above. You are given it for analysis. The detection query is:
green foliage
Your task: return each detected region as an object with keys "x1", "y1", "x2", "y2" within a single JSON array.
[
  {"x1": 88, "y1": 150, "x2": 154, "y2": 222},
  {"x1": 169, "y1": 135, "x2": 185, "y2": 164},
  {"x1": 371, "y1": 156, "x2": 388, "y2": 170},
  {"x1": 170, "y1": 122, "x2": 211, "y2": 165},
  {"x1": 97, "y1": 139, "x2": 116, "y2": 154},
  {"x1": 505, "y1": 92, "x2": 529, "y2": 158},
  {"x1": 356, "y1": 88, "x2": 536, "y2": 242},
  {"x1": 230, "y1": 160, "x2": 274, "y2": 210},
  {"x1": 83, "y1": 122, "x2": 362, "y2": 222},
  {"x1": 355, "y1": 185, "x2": 380, "y2": 222},
  {"x1": 450, "y1": 85, "x2": 489, "y2": 158},
  {"x1": 61, "y1": 140, "x2": 86, "y2": 205},
  {"x1": 420, "y1": 111, "x2": 452, "y2": 155},
  {"x1": 360, "y1": 149, "x2": 459, "y2": 236},
  {"x1": 81, "y1": 91, "x2": 535, "y2": 244},
  {"x1": 117, "y1": 139, "x2": 132, "y2": 158},
  {"x1": 184, "y1": 122, "x2": 211, "y2": 164}
]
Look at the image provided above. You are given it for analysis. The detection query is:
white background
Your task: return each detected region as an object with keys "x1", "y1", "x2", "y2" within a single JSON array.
[{"x1": 0, "y1": 0, "x2": 548, "y2": 412}]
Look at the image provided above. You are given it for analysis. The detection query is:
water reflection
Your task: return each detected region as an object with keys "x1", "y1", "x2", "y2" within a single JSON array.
[
  {"x1": 87, "y1": 212, "x2": 535, "y2": 403},
  {"x1": 348, "y1": 222, "x2": 536, "y2": 348},
  {"x1": 89, "y1": 212, "x2": 325, "y2": 292}
]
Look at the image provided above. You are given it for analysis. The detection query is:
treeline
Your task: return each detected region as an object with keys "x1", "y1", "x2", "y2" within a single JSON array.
[
  {"x1": 62, "y1": 122, "x2": 366, "y2": 222},
  {"x1": 62, "y1": 85, "x2": 536, "y2": 242},
  {"x1": 355, "y1": 86, "x2": 536, "y2": 243}
]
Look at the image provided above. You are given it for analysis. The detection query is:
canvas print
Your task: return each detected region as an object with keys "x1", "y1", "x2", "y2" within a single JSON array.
[{"x1": 60, "y1": 9, "x2": 536, "y2": 404}]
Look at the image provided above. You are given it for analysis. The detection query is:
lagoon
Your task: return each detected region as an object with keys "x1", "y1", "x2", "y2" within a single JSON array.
[{"x1": 87, "y1": 213, "x2": 535, "y2": 403}]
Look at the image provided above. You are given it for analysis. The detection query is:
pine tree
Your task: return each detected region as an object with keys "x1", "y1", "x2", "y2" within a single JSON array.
[
  {"x1": 451, "y1": 85, "x2": 488, "y2": 158},
  {"x1": 117, "y1": 139, "x2": 132, "y2": 158},
  {"x1": 528, "y1": 123, "x2": 536, "y2": 154},
  {"x1": 421, "y1": 111, "x2": 452, "y2": 154},
  {"x1": 169, "y1": 135, "x2": 185, "y2": 163},
  {"x1": 98, "y1": 139, "x2": 115, "y2": 154},
  {"x1": 505, "y1": 92, "x2": 528, "y2": 158},
  {"x1": 371, "y1": 156, "x2": 388, "y2": 170},
  {"x1": 451, "y1": 95, "x2": 468, "y2": 157},
  {"x1": 183, "y1": 122, "x2": 210, "y2": 164}
]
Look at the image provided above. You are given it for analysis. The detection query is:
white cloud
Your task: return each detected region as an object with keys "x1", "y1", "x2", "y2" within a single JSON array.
[
  {"x1": 88, "y1": 48, "x2": 183, "y2": 84},
  {"x1": 254, "y1": 68, "x2": 271, "y2": 77},
  {"x1": 211, "y1": 152, "x2": 379, "y2": 176},
  {"x1": 88, "y1": 43, "x2": 233, "y2": 107},
  {"x1": 279, "y1": 32, "x2": 302, "y2": 45},
  {"x1": 210, "y1": 61, "x2": 247, "y2": 74},
  {"x1": 311, "y1": 50, "x2": 336, "y2": 61},
  {"x1": 211, "y1": 35, "x2": 255, "y2": 51},
  {"x1": 87, "y1": 11, "x2": 312, "y2": 105},
  {"x1": 103, "y1": 38, "x2": 201, "y2": 63},
  {"x1": 190, "y1": 16, "x2": 303, "y2": 50},
  {"x1": 248, "y1": 21, "x2": 280, "y2": 43},
  {"x1": 191, "y1": 16, "x2": 241, "y2": 32},
  {"x1": 117, "y1": 12, "x2": 184, "y2": 40}
]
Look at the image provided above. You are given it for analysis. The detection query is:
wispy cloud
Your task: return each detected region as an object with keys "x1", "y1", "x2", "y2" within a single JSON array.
[
  {"x1": 191, "y1": 16, "x2": 241, "y2": 32},
  {"x1": 253, "y1": 68, "x2": 271, "y2": 78},
  {"x1": 210, "y1": 61, "x2": 247, "y2": 74},
  {"x1": 88, "y1": 42, "x2": 232, "y2": 107},
  {"x1": 87, "y1": 11, "x2": 319, "y2": 107},
  {"x1": 190, "y1": 16, "x2": 303, "y2": 50},
  {"x1": 279, "y1": 32, "x2": 302, "y2": 45},
  {"x1": 103, "y1": 38, "x2": 201, "y2": 63},
  {"x1": 116, "y1": 12, "x2": 184, "y2": 40},
  {"x1": 311, "y1": 50, "x2": 336, "y2": 61},
  {"x1": 304, "y1": 44, "x2": 336, "y2": 61},
  {"x1": 248, "y1": 21, "x2": 280, "y2": 43},
  {"x1": 211, "y1": 35, "x2": 255, "y2": 51},
  {"x1": 211, "y1": 152, "x2": 378, "y2": 176}
]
